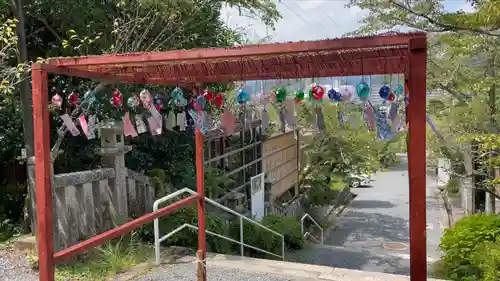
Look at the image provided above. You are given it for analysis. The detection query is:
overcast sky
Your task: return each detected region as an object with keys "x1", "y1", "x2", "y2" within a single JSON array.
[{"x1": 221, "y1": 0, "x2": 475, "y2": 43}]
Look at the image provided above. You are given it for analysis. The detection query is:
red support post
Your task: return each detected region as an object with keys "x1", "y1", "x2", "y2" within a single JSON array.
[
  {"x1": 407, "y1": 37, "x2": 427, "y2": 281},
  {"x1": 195, "y1": 128, "x2": 207, "y2": 281},
  {"x1": 32, "y1": 64, "x2": 55, "y2": 281}
]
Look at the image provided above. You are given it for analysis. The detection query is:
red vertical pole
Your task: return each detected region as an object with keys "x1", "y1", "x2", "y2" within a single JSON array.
[
  {"x1": 407, "y1": 37, "x2": 427, "y2": 281},
  {"x1": 195, "y1": 128, "x2": 207, "y2": 281},
  {"x1": 32, "y1": 64, "x2": 55, "y2": 281}
]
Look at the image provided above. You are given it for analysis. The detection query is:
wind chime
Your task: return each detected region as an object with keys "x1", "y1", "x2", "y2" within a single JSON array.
[
  {"x1": 49, "y1": 83, "x2": 231, "y2": 141},
  {"x1": 51, "y1": 89, "x2": 100, "y2": 140},
  {"x1": 271, "y1": 82, "x2": 297, "y2": 135},
  {"x1": 356, "y1": 72, "x2": 374, "y2": 131}
]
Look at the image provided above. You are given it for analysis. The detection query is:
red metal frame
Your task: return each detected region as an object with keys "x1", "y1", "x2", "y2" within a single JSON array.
[{"x1": 32, "y1": 33, "x2": 427, "y2": 281}]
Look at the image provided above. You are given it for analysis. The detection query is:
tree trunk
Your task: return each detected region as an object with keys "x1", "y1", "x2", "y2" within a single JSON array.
[{"x1": 12, "y1": 0, "x2": 34, "y2": 234}]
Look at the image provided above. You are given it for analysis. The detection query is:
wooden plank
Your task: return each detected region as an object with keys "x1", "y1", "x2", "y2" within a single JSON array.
[
  {"x1": 47, "y1": 33, "x2": 421, "y2": 67},
  {"x1": 53, "y1": 168, "x2": 115, "y2": 188},
  {"x1": 53, "y1": 186, "x2": 68, "y2": 252},
  {"x1": 78, "y1": 182, "x2": 96, "y2": 237},
  {"x1": 102, "y1": 178, "x2": 119, "y2": 228},
  {"x1": 136, "y1": 182, "x2": 146, "y2": 215},
  {"x1": 92, "y1": 180, "x2": 103, "y2": 232},
  {"x1": 146, "y1": 184, "x2": 155, "y2": 212},
  {"x1": 127, "y1": 178, "x2": 137, "y2": 217},
  {"x1": 126, "y1": 169, "x2": 151, "y2": 185},
  {"x1": 63, "y1": 185, "x2": 78, "y2": 246}
]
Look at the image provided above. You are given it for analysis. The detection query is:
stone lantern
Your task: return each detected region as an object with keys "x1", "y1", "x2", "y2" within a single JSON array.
[{"x1": 98, "y1": 120, "x2": 132, "y2": 221}]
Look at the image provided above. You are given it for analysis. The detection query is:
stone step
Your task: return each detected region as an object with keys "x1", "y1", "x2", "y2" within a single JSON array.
[{"x1": 167, "y1": 253, "x2": 446, "y2": 281}]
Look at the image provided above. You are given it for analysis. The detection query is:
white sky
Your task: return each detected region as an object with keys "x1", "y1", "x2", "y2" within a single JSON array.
[{"x1": 221, "y1": 0, "x2": 476, "y2": 43}]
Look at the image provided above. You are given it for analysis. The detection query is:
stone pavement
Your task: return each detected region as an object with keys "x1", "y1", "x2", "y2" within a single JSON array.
[
  {"x1": 285, "y1": 158, "x2": 450, "y2": 275},
  {"x1": 132, "y1": 253, "x2": 446, "y2": 281}
]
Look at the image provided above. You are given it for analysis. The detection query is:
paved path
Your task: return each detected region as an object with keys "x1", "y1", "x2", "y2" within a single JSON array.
[
  {"x1": 287, "y1": 156, "x2": 448, "y2": 275},
  {"x1": 133, "y1": 253, "x2": 447, "y2": 281}
]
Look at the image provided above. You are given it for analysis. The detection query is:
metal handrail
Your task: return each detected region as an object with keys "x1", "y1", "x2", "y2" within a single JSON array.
[
  {"x1": 300, "y1": 213, "x2": 324, "y2": 244},
  {"x1": 303, "y1": 232, "x2": 320, "y2": 244},
  {"x1": 153, "y1": 188, "x2": 285, "y2": 265}
]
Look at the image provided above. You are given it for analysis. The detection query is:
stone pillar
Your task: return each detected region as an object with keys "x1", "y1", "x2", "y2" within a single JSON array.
[
  {"x1": 98, "y1": 120, "x2": 131, "y2": 224},
  {"x1": 486, "y1": 191, "x2": 495, "y2": 214},
  {"x1": 486, "y1": 169, "x2": 500, "y2": 214}
]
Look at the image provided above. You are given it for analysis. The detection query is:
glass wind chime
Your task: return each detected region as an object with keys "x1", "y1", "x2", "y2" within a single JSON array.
[
  {"x1": 353, "y1": 74, "x2": 406, "y2": 136},
  {"x1": 49, "y1": 85, "x2": 228, "y2": 140}
]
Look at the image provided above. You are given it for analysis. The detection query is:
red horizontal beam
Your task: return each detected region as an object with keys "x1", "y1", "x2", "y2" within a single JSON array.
[
  {"x1": 41, "y1": 64, "x2": 139, "y2": 84},
  {"x1": 47, "y1": 33, "x2": 424, "y2": 67},
  {"x1": 53, "y1": 194, "x2": 200, "y2": 264},
  {"x1": 122, "y1": 57, "x2": 408, "y2": 84}
]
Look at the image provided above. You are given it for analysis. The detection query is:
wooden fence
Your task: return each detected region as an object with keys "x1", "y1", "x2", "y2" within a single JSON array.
[
  {"x1": 262, "y1": 131, "x2": 299, "y2": 202},
  {"x1": 28, "y1": 125, "x2": 154, "y2": 252}
]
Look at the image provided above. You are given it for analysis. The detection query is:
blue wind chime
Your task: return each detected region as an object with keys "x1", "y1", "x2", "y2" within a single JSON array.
[{"x1": 353, "y1": 74, "x2": 405, "y2": 137}]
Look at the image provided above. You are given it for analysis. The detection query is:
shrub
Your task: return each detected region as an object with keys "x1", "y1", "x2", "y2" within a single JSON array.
[
  {"x1": 472, "y1": 239, "x2": 500, "y2": 281},
  {"x1": 439, "y1": 214, "x2": 500, "y2": 281},
  {"x1": 137, "y1": 206, "x2": 232, "y2": 254},
  {"x1": 262, "y1": 215, "x2": 304, "y2": 250},
  {"x1": 138, "y1": 209, "x2": 304, "y2": 260}
]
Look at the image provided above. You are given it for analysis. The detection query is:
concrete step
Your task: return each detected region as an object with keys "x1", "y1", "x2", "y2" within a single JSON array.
[{"x1": 136, "y1": 253, "x2": 447, "y2": 281}]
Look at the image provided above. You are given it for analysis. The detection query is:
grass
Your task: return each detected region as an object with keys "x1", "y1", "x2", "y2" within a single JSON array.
[{"x1": 27, "y1": 232, "x2": 153, "y2": 281}]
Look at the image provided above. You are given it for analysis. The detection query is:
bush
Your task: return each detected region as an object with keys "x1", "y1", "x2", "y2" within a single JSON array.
[
  {"x1": 137, "y1": 206, "x2": 232, "y2": 254},
  {"x1": 262, "y1": 215, "x2": 304, "y2": 250},
  {"x1": 439, "y1": 214, "x2": 500, "y2": 281},
  {"x1": 138, "y1": 209, "x2": 304, "y2": 259},
  {"x1": 472, "y1": 239, "x2": 500, "y2": 281}
]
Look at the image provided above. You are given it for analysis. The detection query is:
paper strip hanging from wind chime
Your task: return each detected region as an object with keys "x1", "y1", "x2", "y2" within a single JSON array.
[
  {"x1": 60, "y1": 113, "x2": 80, "y2": 136},
  {"x1": 140, "y1": 89, "x2": 162, "y2": 135},
  {"x1": 375, "y1": 104, "x2": 394, "y2": 140},
  {"x1": 122, "y1": 112, "x2": 138, "y2": 137},
  {"x1": 259, "y1": 86, "x2": 271, "y2": 135},
  {"x1": 364, "y1": 102, "x2": 376, "y2": 131}
]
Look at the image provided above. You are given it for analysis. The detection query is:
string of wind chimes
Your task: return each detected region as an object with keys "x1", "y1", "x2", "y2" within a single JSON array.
[{"x1": 48, "y1": 77, "x2": 408, "y2": 141}]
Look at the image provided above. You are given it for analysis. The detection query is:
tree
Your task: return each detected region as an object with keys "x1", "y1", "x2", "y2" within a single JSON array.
[
  {"x1": 0, "y1": 0, "x2": 281, "y2": 230},
  {"x1": 298, "y1": 101, "x2": 381, "y2": 188},
  {"x1": 348, "y1": 0, "x2": 500, "y2": 207}
]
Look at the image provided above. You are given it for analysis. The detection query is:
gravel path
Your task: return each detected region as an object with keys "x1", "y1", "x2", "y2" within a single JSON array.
[
  {"x1": 0, "y1": 250, "x2": 38, "y2": 281},
  {"x1": 134, "y1": 263, "x2": 311, "y2": 281}
]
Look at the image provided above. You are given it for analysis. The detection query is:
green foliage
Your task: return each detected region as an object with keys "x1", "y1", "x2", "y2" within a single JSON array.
[
  {"x1": 439, "y1": 214, "x2": 500, "y2": 281},
  {"x1": 137, "y1": 208, "x2": 304, "y2": 259},
  {"x1": 472, "y1": 239, "x2": 500, "y2": 281},
  {"x1": 446, "y1": 177, "x2": 462, "y2": 196},
  {"x1": 204, "y1": 167, "x2": 237, "y2": 199},
  {"x1": 302, "y1": 180, "x2": 341, "y2": 207},
  {"x1": 299, "y1": 102, "x2": 381, "y2": 185},
  {"x1": 261, "y1": 215, "x2": 304, "y2": 250},
  {"x1": 52, "y1": 232, "x2": 150, "y2": 281},
  {"x1": 0, "y1": 0, "x2": 281, "y2": 232},
  {"x1": 378, "y1": 132, "x2": 406, "y2": 168},
  {"x1": 348, "y1": 0, "x2": 500, "y2": 195}
]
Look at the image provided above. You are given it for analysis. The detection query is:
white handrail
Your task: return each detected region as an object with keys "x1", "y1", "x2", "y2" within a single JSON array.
[
  {"x1": 153, "y1": 188, "x2": 285, "y2": 265},
  {"x1": 300, "y1": 213, "x2": 324, "y2": 244},
  {"x1": 303, "y1": 232, "x2": 320, "y2": 244}
]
